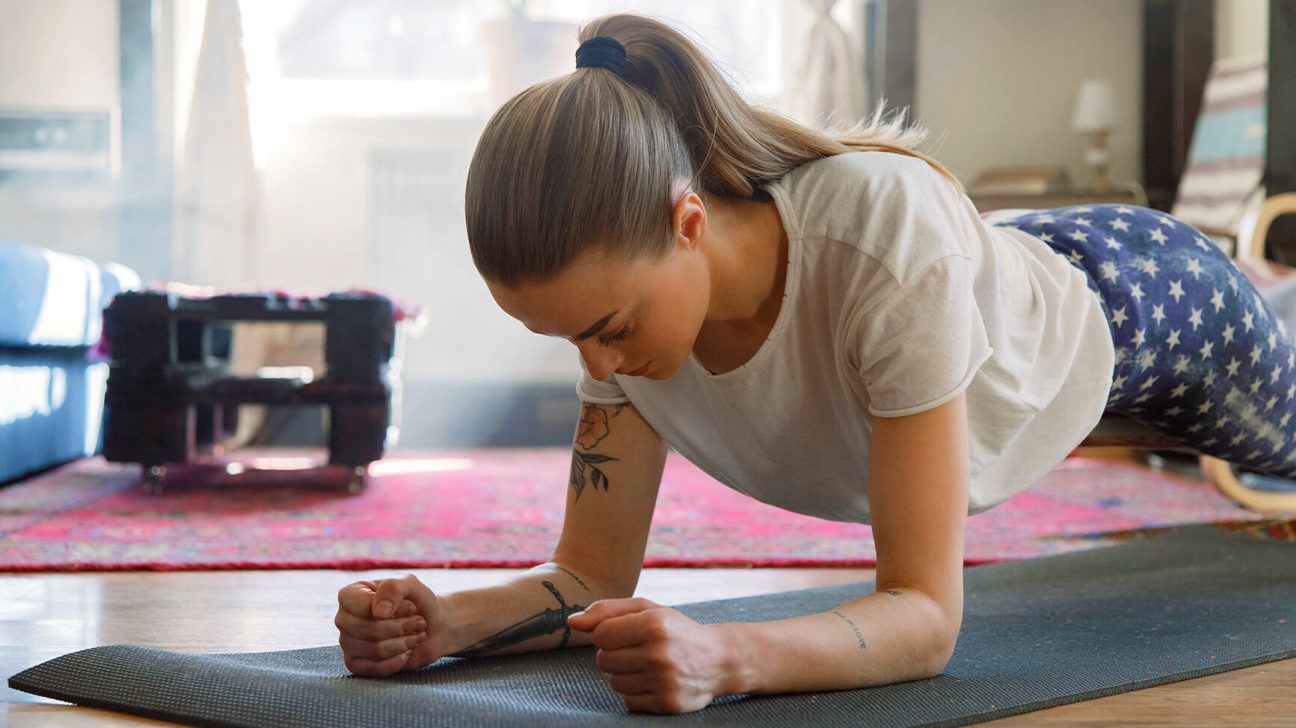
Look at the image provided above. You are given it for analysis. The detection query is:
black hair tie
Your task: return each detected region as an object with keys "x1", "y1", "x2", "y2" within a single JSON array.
[{"x1": 575, "y1": 36, "x2": 627, "y2": 76}]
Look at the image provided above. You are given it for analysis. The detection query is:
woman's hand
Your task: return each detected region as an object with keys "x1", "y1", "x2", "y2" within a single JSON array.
[
  {"x1": 335, "y1": 573, "x2": 452, "y2": 676},
  {"x1": 567, "y1": 597, "x2": 732, "y2": 714}
]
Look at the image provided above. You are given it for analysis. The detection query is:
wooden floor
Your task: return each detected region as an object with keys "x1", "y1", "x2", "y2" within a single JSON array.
[{"x1": 3, "y1": 452, "x2": 1294, "y2": 725}]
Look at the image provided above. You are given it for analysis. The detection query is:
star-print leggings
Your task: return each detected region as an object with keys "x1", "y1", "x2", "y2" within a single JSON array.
[{"x1": 992, "y1": 204, "x2": 1296, "y2": 479}]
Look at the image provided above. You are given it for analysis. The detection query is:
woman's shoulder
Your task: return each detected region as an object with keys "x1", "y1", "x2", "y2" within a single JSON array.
[
  {"x1": 780, "y1": 150, "x2": 942, "y2": 196},
  {"x1": 772, "y1": 152, "x2": 958, "y2": 232},
  {"x1": 771, "y1": 151, "x2": 978, "y2": 282},
  {"x1": 775, "y1": 151, "x2": 962, "y2": 232}
]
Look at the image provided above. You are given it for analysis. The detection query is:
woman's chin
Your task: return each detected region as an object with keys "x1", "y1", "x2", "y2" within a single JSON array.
[{"x1": 645, "y1": 357, "x2": 681, "y2": 380}]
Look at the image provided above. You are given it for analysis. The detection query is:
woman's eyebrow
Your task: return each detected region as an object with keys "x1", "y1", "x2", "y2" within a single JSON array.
[{"x1": 571, "y1": 310, "x2": 620, "y2": 341}]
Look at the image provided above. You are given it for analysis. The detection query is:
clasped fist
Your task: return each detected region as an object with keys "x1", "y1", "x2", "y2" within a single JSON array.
[
  {"x1": 568, "y1": 597, "x2": 731, "y2": 715},
  {"x1": 335, "y1": 573, "x2": 447, "y2": 676}
]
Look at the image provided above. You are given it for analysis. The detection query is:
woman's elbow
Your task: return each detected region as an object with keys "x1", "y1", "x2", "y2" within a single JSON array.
[
  {"x1": 921, "y1": 602, "x2": 963, "y2": 677},
  {"x1": 925, "y1": 635, "x2": 959, "y2": 677}
]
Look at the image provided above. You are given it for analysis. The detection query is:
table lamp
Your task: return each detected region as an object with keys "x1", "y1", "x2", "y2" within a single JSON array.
[{"x1": 1072, "y1": 79, "x2": 1116, "y2": 194}]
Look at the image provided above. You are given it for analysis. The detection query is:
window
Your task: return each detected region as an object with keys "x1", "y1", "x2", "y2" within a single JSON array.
[{"x1": 239, "y1": 0, "x2": 796, "y2": 121}]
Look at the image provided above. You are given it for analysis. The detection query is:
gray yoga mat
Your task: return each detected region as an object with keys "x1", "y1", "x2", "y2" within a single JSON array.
[{"x1": 10, "y1": 525, "x2": 1296, "y2": 727}]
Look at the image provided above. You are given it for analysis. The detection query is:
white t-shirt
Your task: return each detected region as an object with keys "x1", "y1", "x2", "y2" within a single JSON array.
[{"x1": 577, "y1": 152, "x2": 1116, "y2": 522}]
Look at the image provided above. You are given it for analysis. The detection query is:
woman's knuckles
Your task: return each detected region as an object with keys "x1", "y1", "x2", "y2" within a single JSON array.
[
  {"x1": 349, "y1": 657, "x2": 403, "y2": 678},
  {"x1": 343, "y1": 656, "x2": 384, "y2": 676},
  {"x1": 648, "y1": 652, "x2": 674, "y2": 671},
  {"x1": 642, "y1": 617, "x2": 670, "y2": 641},
  {"x1": 380, "y1": 634, "x2": 423, "y2": 658}
]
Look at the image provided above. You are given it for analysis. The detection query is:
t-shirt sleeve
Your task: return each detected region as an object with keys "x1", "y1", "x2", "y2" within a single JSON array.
[
  {"x1": 575, "y1": 356, "x2": 631, "y2": 404},
  {"x1": 852, "y1": 253, "x2": 993, "y2": 418}
]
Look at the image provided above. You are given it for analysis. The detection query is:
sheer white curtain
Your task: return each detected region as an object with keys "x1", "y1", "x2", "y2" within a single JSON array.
[
  {"x1": 174, "y1": 0, "x2": 263, "y2": 288},
  {"x1": 173, "y1": 0, "x2": 274, "y2": 447},
  {"x1": 790, "y1": 0, "x2": 869, "y2": 130}
]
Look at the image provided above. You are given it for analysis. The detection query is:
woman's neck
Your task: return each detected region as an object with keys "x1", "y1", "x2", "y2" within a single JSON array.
[{"x1": 701, "y1": 195, "x2": 788, "y2": 328}]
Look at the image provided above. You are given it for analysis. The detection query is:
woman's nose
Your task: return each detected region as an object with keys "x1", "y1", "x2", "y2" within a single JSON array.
[{"x1": 577, "y1": 342, "x2": 624, "y2": 381}]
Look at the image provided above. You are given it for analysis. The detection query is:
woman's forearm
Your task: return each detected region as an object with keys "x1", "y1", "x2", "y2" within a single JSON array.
[
  {"x1": 439, "y1": 562, "x2": 626, "y2": 657},
  {"x1": 716, "y1": 588, "x2": 959, "y2": 696}
]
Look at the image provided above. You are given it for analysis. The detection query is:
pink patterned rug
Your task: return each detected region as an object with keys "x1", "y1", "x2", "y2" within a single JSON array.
[{"x1": 0, "y1": 449, "x2": 1284, "y2": 572}]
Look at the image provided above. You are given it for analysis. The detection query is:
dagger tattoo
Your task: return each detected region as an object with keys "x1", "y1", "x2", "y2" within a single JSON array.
[{"x1": 454, "y1": 581, "x2": 588, "y2": 657}]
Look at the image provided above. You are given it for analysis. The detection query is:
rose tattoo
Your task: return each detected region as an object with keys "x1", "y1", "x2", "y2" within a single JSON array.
[
  {"x1": 577, "y1": 406, "x2": 611, "y2": 450},
  {"x1": 570, "y1": 404, "x2": 622, "y2": 500}
]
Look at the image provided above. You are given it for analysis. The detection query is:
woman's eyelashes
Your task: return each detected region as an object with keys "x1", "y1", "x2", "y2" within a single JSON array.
[{"x1": 596, "y1": 324, "x2": 631, "y2": 347}]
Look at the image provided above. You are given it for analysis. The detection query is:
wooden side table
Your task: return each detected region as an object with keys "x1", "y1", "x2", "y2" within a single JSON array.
[{"x1": 970, "y1": 187, "x2": 1147, "y2": 213}]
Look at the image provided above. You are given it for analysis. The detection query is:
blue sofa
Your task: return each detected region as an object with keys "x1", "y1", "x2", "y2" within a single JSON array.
[{"x1": 0, "y1": 238, "x2": 140, "y2": 483}]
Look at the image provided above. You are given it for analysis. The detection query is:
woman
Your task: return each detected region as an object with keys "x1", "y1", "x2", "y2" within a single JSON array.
[{"x1": 333, "y1": 13, "x2": 1296, "y2": 715}]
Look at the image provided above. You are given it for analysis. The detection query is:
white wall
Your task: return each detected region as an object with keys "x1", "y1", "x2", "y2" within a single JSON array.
[
  {"x1": 915, "y1": 0, "x2": 1143, "y2": 188},
  {"x1": 0, "y1": 0, "x2": 118, "y2": 109},
  {"x1": 914, "y1": 0, "x2": 1273, "y2": 188},
  {"x1": 1216, "y1": 0, "x2": 1269, "y2": 60},
  {"x1": 0, "y1": 0, "x2": 121, "y2": 263}
]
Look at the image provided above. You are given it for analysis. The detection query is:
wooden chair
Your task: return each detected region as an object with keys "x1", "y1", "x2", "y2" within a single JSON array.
[
  {"x1": 1079, "y1": 194, "x2": 1296, "y2": 514},
  {"x1": 1236, "y1": 193, "x2": 1296, "y2": 267}
]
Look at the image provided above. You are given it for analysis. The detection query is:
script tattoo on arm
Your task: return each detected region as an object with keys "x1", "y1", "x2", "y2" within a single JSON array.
[
  {"x1": 569, "y1": 403, "x2": 623, "y2": 500},
  {"x1": 831, "y1": 610, "x2": 868, "y2": 650},
  {"x1": 453, "y1": 581, "x2": 588, "y2": 657},
  {"x1": 886, "y1": 590, "x2": 902, "y2": 597},
  {"x1": 555, "y1": 565, "x2": 592, "y2": 593}
]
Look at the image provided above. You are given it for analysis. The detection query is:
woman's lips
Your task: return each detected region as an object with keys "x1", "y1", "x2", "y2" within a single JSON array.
[{"x1": 625, "y1": 361, "x2": 652, "y2": 377}]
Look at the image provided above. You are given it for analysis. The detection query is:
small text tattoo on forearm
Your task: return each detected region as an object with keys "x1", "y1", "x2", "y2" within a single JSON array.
[
  {"x1": 556, "y1": 565, "x2": 592, "y2": 593},
  {"x1": 886, "y1": 589, "x2": 902, "y2": 597},
  {"x1": 832, "y1": 610, "x2": 867, "y2": 650}
]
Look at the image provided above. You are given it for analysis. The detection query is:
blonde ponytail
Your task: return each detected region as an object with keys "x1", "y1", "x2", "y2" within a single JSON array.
[{"x1": 466, "y1": 13, "x2": 957, "y2": 287}]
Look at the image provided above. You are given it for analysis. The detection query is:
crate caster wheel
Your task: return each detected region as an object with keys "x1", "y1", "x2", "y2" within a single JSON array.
[
  {"x1": 345, "y1": 466, "x2": 368, "y2": 494},
  {"x1": 143, "y1": 465, "x2": 167, "y2": 494}
]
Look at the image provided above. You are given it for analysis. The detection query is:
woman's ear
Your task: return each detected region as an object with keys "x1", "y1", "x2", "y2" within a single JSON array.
[{"x1": 671, "y1": 191, "x2": 707, "y2": 252}]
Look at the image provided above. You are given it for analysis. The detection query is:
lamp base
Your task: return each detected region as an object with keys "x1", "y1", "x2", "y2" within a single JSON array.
[{"x1": 1081, "y1": 129, "x2": 1112, "y2": 194}]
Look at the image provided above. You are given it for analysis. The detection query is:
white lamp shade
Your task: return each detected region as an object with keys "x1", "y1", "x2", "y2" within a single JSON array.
[{"x1": 1072, "y1": 79, "x2": 1116, "y2": 133}]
